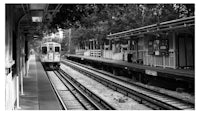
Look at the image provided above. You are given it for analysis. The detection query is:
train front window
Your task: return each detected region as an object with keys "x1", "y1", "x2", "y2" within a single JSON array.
[
  {"x1": 55, "y1": 47, "x2": 60, "y2": 52},
  {"x1": 42, "y1": 47, "x2": 47, "y2": 54}
]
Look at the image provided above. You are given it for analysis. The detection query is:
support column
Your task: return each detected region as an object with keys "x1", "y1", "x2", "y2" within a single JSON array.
[
  {"x1": 93, "y1": 40, "x2": 95, "y2": 50},
  {"x1": 15, "y1": 32, "x2": 21, "y2": 109},
  {"x1": 112, "y1": 41, "x2": 116, "y2": 53},
  {"x1": 25, "y1": 40, "x2": 29, "y2": 77},
  {"x1": 26, "y1": 57, "x2": 29, "y2": 76},
  {"x1": 90, "y1": 41, "x2": 92, "y2": 50},
  {"x1": 87, "y1": 41, "x2": 89, "y2": 50},
  {"x1": 136, "y1": 39, "x2": 139, "y2": 61},
  {"x1": 20, "y1": 35, "x2": 24, "y2": 95},
  {"x1": 68, "y1": 28, "x2": 71, "y2": 53},
  {"x1": 163, "y1": 55, "x2": 166, "y2": 68},
  {"x1": 20, "y1": 68, "x2": 24, "y2": 95},
  {"x1": 109, "y1": 40, "x2": 112, "y2": 50},
  {"x1": 16, "y1": 76, "x2": 20, "y2": 109},
  {"x1": 128, "y1": 40, "x2": 131, "y2": 51},
  {"x1": 172, "y1": 32, "x2": 177, "y2": 69}
]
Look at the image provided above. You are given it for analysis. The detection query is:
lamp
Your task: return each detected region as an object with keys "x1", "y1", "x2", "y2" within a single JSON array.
[{"x1": 31, "y1": 10, "x2": 43, "y2": 22}]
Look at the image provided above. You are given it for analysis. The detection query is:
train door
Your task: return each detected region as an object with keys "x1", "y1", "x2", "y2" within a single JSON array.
[
  {"x1": 48, "y1": 44, "x2": 54, "y2": 61},
  {"x1": 54, "y1": 46, "x2": 60, "y2": 62},
  {"x1": 177, "y1": 34, "x2": 194, "y2": 69}
]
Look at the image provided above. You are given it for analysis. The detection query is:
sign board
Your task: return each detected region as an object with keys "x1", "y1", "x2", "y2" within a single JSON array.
[
  {"x1": 148, "y1": 39, "x2": 169, "y2": 56},
  {"x1": 159, "y1": 39, "x2": 169, "y2": 56},
  {"x1": 145, "y1": 70, "x2": 157, "y2": 76}
]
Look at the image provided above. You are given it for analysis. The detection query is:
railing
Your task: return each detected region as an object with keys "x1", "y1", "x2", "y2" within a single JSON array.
[
  {"x1": 75, "y1": 49, "x2": 86, "y2": 56},
  {"x1": 144, "y1": 49, "x2": 176, "y2": 69},
  {"x1": 79, "y1": 48, "x2": 176, "y2": 69},
  {"x1": 103, "y1": 50, "x2": 113, "y2": 59},
  {"x1": 90, "y1": 50, "x2": 102, "y2": 57},
  {"x1": 128, "y1": 50, "x2": 176, "y2": 69}
]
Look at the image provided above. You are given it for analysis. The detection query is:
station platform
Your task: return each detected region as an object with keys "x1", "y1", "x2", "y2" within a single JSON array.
[
  {"x1": 18, "y1": 54, "x2": 62, "y2": 110},
  {"x1": 65, "y1": 54, "x2": 194, "y2": 82}
]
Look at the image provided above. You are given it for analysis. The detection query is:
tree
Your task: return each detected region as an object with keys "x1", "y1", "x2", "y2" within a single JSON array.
[{"x1": 49, "y1": 4, "x2": 194, "y2": 50}]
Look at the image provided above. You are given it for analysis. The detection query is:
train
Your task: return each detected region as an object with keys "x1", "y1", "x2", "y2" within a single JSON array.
[{"x1": 39, "y1": 41, "x2": 61, "y2": 69}]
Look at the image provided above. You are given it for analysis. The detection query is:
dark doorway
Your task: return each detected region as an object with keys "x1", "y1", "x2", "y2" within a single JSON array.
[{"x1": 177, "y1": 34, "x2": 194, "y2": 69}]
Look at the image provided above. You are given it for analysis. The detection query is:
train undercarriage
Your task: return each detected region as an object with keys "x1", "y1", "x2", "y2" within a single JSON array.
[{"x1": 42, "y1": 62, "x2": 60, "y2": 70}]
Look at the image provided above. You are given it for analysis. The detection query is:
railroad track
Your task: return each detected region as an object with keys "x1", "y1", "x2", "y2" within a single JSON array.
[
  {"x1": 61, "y1": 59, "x2": 194, "y2": 110},
  {"x1": 46, "y1": 70, "x2": 115, "y2": 110}
]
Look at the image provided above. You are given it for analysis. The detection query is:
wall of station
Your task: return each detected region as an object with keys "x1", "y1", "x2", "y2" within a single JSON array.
[
  {"x1": 5, "y1": 5, "x2": 27, "y2": 110},
  {"x1": 75, "y1": 30, "x2": 194, "y2": 70},
  {"x1": 5, "y1": 5, "x2": 17, "y2": 110}
]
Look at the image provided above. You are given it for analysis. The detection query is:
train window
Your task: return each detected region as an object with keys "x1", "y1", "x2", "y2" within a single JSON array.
[
  {"x1": 42, "y1": 47, "x2": 47, "y2": 54},
  {"x1": 55, "y1": 47, "x2": 60, "y2": 52}
]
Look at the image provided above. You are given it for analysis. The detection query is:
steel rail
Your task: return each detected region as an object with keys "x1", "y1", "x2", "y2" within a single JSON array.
[
  {"x1": 63, "y1": 59, "x2": 194, "y2": 105},
  {"x1": 53, "y1": 70, "x2": 100, "y2": 110},
  {"x1": 61, "y1": 59, "x2": 194, "y2": 110},
  {"x1": 57, "y1": 69, "x2": 116, "y2": 110},
  {"x1": 45, "y1": 71, "x2": 68, "y2": 110}
]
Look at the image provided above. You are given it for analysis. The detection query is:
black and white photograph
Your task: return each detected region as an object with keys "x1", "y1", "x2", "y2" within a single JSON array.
[{"x1": 4, "y1": 1, "x2": 196, "y2": 110}]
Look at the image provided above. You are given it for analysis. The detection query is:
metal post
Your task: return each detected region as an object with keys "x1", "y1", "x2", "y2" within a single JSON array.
[
  {"x1": 25, "y1": 61, "x2": 27, "y2": 77},
  {"x1": 16, "y1": 76, "x2": 20, "y2": 109},
  {"x1": 136, "y1": 39, "x2": 139, "y2": 61},
  {"x1": 163, "y1": 55, "x2": 165, "y2": 68},
  {"x1": 128, "y1": 40, "x2": 130, "y2": 51},
  {"x1": 24, "y1": 53, "x2": 26, "y2": 78},
  {"x1": 21, "y1": 35, "x2": 25, "y2": 95},
  {"x1": 109, "y1": 40, "x2": 111, "y2": 50},
  {"x1": 68, "y1": 28, "x2": 71, "y2": 53},
  {"x1": 14, "y1": 12, "x2": 28, "y2": 110},
  {"x1": 173, "y1": 32, "x2": 176, "y2": 69},
  {"x1": 20, "y1": 69, "x2": 24, "y2": 95},
  {"x1": 26, "y1": 58, "x2": 29, "y2": 76},
  {"x1": 93, "y1": 40, "x2": 95, "y2": 50}
]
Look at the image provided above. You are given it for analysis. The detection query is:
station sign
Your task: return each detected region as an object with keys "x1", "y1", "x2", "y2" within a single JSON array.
[{"x1": 145, "y1": 70, "x2": 157, "y2": 76}]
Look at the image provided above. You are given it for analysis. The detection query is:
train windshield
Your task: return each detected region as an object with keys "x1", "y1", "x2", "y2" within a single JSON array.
[
  {"x1": 55, "y1": 47, "x2": 60, "y2": 52},
  {"x1": 42, "y1": 47, "x2": 47, "y2": 54}
]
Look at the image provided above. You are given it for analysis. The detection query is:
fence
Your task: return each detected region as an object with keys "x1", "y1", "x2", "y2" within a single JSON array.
[
  {"x1": 77, "y1": 48, "x2": 176, "y2": 69},
  {"x1": 75, "y1": 49, "x2": 86, "y2": 55},
  {"x1": 90, "y1": 50, "x2": 102, "y2": 57}
]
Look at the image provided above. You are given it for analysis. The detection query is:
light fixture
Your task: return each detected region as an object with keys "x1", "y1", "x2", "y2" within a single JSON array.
[
  {"x1": 32, "y1": 17, "x2": 42, "y2": 22},
  {"x1": 30, "y1": 8, "x2": 44, "y2": 23}
]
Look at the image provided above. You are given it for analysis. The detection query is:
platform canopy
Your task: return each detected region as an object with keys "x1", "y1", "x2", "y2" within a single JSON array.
[
  {"x1": 17, "y1": 4, "x2": 62, "y2": 39},
  {"x1": 107, "y1": 16, "x2": 194, "y2": 40}
]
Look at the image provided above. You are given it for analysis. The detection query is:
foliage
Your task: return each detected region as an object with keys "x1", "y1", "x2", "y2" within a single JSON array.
[{"x1": 49, "y1": 4, "x2": 194, "y2": 49}]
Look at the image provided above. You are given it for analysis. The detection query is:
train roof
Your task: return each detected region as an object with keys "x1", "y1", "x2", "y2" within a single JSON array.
[{"x1": 41, "y1": 41, "x2": 61, "y2": 45}]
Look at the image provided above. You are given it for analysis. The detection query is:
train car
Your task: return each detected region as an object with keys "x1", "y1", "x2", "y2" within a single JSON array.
[{"x1": 40, "y1": 41, "x2": 61, "y2": 69}]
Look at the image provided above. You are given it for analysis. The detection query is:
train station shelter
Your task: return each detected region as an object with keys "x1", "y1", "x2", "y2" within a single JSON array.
[{"x1": 5, "y1": 4, "x2": 62, "y2": 110}]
